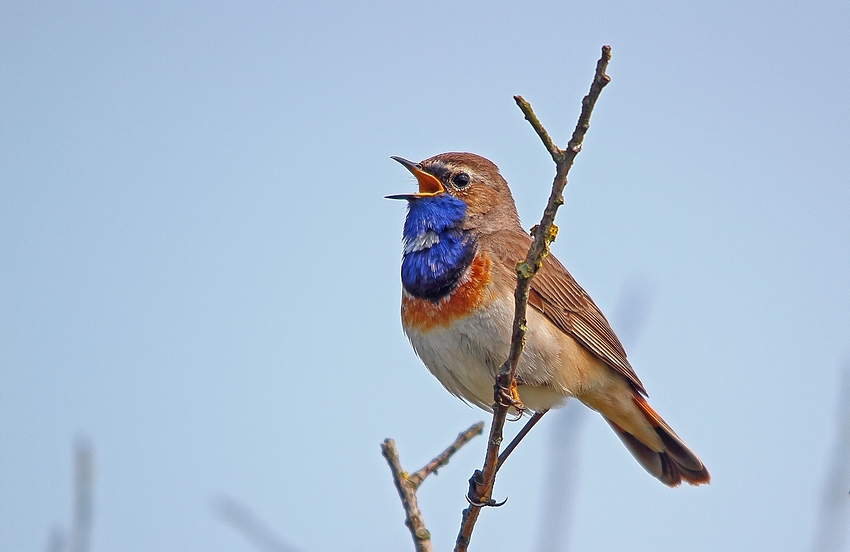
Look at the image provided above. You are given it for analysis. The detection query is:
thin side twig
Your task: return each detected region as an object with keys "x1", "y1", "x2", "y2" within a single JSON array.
[
  {"x1": 409, "y1": 422, "x2": 485, "y2": 488},
  {"x1": 382, "y1": 422, "x2": 485, "y2": 552},
  {"x1": 454, "y1": 45, "x2": 612, "y2": 552}
]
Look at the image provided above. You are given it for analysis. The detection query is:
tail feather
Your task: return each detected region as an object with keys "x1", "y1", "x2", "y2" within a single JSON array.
[{"x1": 607, "y1": 395, "x2": 710, "y2": 487}]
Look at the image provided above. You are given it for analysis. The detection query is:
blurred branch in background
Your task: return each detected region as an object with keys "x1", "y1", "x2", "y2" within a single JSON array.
[
  {"x1": 535, "y1": 278, "x2": 654, "y2": 552},
  {"x1": 69, "y1": 439, "x2": 94, "y2": 552},
  {"x1": 811, "y1": 362, "x2": 850, "y2": 552},
  {"x1": 534, "y1": 402, "x2": 587, "y2": 552},
  {"x1": 44, "y1": 438, "x2": 94, "y2": 552},
  {"x1": 610, "y1": 278, "x2": 655, "y2": 350},
  {"x1": 215, "y1": 495, "x2": 303, "y2": 552},
  {"x1": 43, "y1": 526, "x2": 65, "y2": 552}
]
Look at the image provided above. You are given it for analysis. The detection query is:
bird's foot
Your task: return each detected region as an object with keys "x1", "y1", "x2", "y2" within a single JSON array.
[
  {"x1": 495, "y1": 375, "x2": 525, "y2": 415},
  {"x1": 465, "y1": 495, "x2": 508, "y2": 508},
  {"x1": 465, "y1": 470, "x2": 508, "y2": 508}
]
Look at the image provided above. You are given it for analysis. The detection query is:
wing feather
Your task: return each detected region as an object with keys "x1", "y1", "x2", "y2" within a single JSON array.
[{"x1": 482, "y1": 229, "x2": 647, "y2": 395}]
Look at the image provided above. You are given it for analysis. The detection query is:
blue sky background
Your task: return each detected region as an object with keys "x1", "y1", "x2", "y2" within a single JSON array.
[{"x1": 2, "y1": 1, "x2": 849, "y2": 551}]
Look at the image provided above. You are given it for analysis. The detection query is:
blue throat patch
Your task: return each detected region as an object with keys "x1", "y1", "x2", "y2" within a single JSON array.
[{"x1": 401, "y1": 194, "x2": 475, "y2": 301}]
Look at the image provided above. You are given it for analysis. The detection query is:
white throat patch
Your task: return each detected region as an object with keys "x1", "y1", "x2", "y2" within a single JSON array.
[{"x1": 404, "y1": 230, "x2": 441, "y2": 254}]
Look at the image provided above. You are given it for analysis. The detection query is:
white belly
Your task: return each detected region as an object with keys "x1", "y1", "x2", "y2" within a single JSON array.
[{"x1": 403, "y1": 294, "x2": 581, "y2": 412}]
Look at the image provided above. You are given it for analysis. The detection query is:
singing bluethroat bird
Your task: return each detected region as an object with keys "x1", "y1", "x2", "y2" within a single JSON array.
[{"x1": 388, "y1": 152, "x2": 709, "y2": 487}]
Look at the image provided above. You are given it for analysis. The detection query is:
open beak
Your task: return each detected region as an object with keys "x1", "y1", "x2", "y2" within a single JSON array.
[{"x1": 386, "y1": 156, "x2": 444, "y2": 200}]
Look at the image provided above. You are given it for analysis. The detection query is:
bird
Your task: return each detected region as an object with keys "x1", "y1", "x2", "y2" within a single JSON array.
[{"x1": 388, "y1": 152, "x2": 710, "y2": 487}]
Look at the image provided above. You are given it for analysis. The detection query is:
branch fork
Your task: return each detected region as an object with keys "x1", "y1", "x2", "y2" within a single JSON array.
[
  {"x1": 382, "y1": 422, "x2": 485, "y2": 552},
  {"x1": 455, "y1": 45, "x2": 611, "y2": 552},
  {"x1": 383, "y1": 45, "x2": 612, "y2": 552}
]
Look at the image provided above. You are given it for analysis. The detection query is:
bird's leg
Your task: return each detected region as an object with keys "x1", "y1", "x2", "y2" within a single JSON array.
[
  {"x1": 465, "y1": 376, "x2": 530, "y2": 509},
  {"x1": 496, "y1": 410, "x2": 547, "y2": 471},
  {"x1": 464, "y1": 410, "x2": 547, "y2": 507}
]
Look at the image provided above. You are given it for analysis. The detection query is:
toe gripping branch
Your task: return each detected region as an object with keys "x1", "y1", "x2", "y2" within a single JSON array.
[
  {"x1": 465, "y1": 469, "x2": 509, "y2": 508},
  {"x1": 462, "y1": 374, "x2": 527, "y2": 508},
  {"x1": 496, "y1": 373, "x2": 525, "y2": 414}
]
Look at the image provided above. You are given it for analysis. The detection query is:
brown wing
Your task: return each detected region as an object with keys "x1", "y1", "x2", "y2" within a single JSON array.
[{"x1": 483, "y1": 229, "x2": 647, "y2": 395}]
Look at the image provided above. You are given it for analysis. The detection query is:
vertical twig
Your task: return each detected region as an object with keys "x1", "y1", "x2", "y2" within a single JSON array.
[
  {"x1": 454, "y1": 45, "x2": 612, "y2": 552},
  {"x1": 382, "y1": 439, "x2": 433, "y2": 552}
]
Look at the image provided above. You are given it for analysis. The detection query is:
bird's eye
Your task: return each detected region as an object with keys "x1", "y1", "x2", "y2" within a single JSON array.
[{"x1": 452, "y1": 172, "x2": 470, "y2": 188}]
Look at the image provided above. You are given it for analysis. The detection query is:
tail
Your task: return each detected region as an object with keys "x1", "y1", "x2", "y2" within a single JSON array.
[{"x1": 605, "y1": 395, "x2": 710, "y2": 487}]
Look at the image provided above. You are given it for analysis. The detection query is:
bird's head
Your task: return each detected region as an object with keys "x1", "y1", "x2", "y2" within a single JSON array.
[
  {"x1": 388, "y1": 153, "x2": 521, "y2": 300},
  {"x1": 387, "y1": 152, "x2": 521, "y2": 236}
]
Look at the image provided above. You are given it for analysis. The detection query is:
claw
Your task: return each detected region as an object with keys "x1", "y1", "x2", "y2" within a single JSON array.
[
  {"x1": 496, "y1": 377, "x2": 525, "y2": 413},
  {"x1": 465, "y1": 494, "x2": 509, "y2": 508}
]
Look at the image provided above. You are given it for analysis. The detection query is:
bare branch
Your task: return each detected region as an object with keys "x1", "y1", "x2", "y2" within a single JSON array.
[
  {"x1": 567, "y1": 46, "x2": 612, "y2": 153},
  {"x1": 382, "y1": 439, "x2": 432, "y2": 552},
  {"x1": 514, "y1": 96, "x2": 559, "y2": 158},
  {"x1": 455, "y1": 45, "x2": 612, "y2": 552},
  {"x1": 383, "y1": 422, "x2": 484, "y2": 552},
  {"x1": 409, "y1": 422, "x2": 485, "y2": 488}
]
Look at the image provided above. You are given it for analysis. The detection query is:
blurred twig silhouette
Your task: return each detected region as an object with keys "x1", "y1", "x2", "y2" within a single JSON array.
[
  {"x1": 811, "y1": 362, "x2": 850, "y2": 552},
  {"x1": 215, "y1": 495, "x2": 303, "y2": 552},
  {"x1": 534, "y1": 401, "x2": 588, "y2": 552},
  {"x1": 69, "y1": 440, "x2": 94, "y2": 552},
  {"x1": 43, "y1": 526, "x2": 65, "y2": 552},
  {"x1": 44, "y1": 439, "x2": 94, "y2": 552},
  {"x1": 535, "y1": 278, "x2": 654, "y2": 552},
  {"x1": 610, "y1": 279, "x2": 655, "y2": 350}
]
